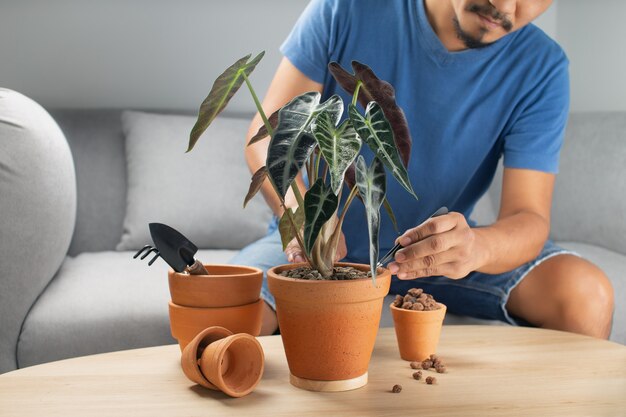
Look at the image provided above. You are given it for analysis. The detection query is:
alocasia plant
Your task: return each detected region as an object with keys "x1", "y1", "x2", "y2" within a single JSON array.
[{"x1": 188, "y1": 52, "x2": 418, "y2": 282}]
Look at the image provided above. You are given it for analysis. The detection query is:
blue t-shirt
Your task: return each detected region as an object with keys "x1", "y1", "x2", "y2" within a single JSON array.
[{"x1": 277, "y1": 0, "x2": 569, "y2": 264}]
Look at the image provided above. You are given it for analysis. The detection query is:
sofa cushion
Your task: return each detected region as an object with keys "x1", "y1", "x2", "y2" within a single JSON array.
[
  {"x1": 49, "y1": 110, "x2": 128, "y2": 256},
  {"x1": 0, "y1": 89, "x2": 77, "y2": 373},
  {"x1": 17, "y1": 249, "x2": 238, "y2": 368},
  {"x1": 116, "y1": 110, "x2": 272, "y2": 251},
  {"x1": 550, "y1": 113, "x2": 626, "y2": 256}
]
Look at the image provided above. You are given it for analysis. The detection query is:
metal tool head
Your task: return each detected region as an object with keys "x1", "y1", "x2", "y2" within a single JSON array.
[
  {"x1": 148, "y1": 223, "x2": 199, "y2": 272},
  {"x1": 377, "y1": 206, "x2": 449, "y2": 268}
]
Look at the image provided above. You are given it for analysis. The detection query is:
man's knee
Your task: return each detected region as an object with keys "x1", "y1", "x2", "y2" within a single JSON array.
[
  {"x1": 509, "y1": 255, "x2": 614, "y2": 338},
  {"x1": 553, "y1": 258, "x2": 614, "y2": 336}
]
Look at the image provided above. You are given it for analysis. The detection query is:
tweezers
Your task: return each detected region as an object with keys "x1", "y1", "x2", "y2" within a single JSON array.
[{"x1": 376, "y1": 206, "x2": 449, "y2": 268}]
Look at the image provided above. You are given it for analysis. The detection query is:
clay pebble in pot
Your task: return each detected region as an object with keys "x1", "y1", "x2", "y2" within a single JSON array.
[
  {"x1": 390, "y1": 289, "x2": 447, "y2": 361},
  {"x1": 181, "y1": 326, "x2": 265, "y2": 398}
]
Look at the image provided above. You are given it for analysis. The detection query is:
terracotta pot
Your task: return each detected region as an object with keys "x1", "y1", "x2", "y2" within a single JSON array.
[
  {"x1": 169, "y1": 299, "x2": 264, "y2": 350},
  {"x1": 168, "y1": 264, "x2": 263, "y2": 308},
  {"x1": 267, "y1": 262, "x2": 391, "y2": 392},
  {"x1": 181, "y1": 326, "x2": 233, "y2": 390},
  {"x1": 181, "y1": 326, "x2": 264, "y2": 398},
  {"x1": 390, "y1": 303, "x2": 447, "y2": 361}
]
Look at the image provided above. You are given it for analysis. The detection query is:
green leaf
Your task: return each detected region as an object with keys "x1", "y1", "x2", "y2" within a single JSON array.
[
  {"x1": 278, "y1": 205, "x2": 305, "y2": 251},
  {"x1": 349, "y1": 103, "x2": 418, "y2": 200},
  {"x1": 355, "y1": 155, "x2": 386, "y2": 283},
  {"x1": 248, "y1": 109, "x2": 279, "y2": 146},
  {"x1": 266, "y1": 92, "x2": 343, "y2": 198},
  {"x1": 303, "y1": 179, "x2": 339, "y2": 257},
  {"x1": 329, "y1": 61, "x2": 412, "y2": 168},
  {"x1": 243, "y1": 166, "x2": 267, "y2": 208},
  {"x1": 382, "y1": 198, "x2": 399, "y2": 234},
  {"x1": 188, "y1": 51, "x2": 265, "y2": 152},
  {"x1": 313, "y1": 114, "x2": 362, "y2": 195}
]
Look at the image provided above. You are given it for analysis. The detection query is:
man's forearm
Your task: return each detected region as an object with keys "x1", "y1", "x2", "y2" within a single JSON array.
[{"x1": 473, "y1": 211, "x2": 550, "y2": 275}]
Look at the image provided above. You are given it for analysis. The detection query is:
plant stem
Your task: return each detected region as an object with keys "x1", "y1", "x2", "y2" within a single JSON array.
[
  {"x1": 307, "y1": 154, "x2": 315, "y2": 186},
  {"x1": 340, "y1": 185, "x2": 359, "y2": 222},
  {"x1": 242, "y1": 71, "x2": 311, "y2": 266},
  {"x1": 242, "y1": 72, "x2": 273, "y2": 137},
  {"x1": 352, "y1": 81, "x2": 363, "y2": 106},
  {"x1": 315, "y1": 152, "x2": 324, "y2": 182}
]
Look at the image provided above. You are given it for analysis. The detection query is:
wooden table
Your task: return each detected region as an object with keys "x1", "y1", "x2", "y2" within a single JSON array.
[{"x1": 1, "y1": 326, "x2": 624, "y2": 416}]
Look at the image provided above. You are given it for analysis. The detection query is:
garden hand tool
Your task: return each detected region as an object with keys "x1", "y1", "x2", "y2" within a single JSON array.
[
  {"x1": 133, "y1": 223, "x2": 208, "y2": 275},
  {"x1": 377, "y1": 206, "x2": 449, "y2": 268}
]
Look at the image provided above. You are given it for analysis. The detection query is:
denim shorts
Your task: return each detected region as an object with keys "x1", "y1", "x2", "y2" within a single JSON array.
[{"x1": 228, "y1": 230, "x2": 578, "y2": 326}]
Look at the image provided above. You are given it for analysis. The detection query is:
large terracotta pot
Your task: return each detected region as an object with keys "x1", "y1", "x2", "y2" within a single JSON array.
[
  {"x1": 267, "y1": 262, "x2": 391, "y2": 392},
  {"x1": 168, "y1": 264, "x2": 262, "y2": 308},
  {"x1": 390, "y1": 303, "x2": 447, "y2": 361},
  {"x1": 169, "y1": 299, "x2": 264, "y2": 350}
]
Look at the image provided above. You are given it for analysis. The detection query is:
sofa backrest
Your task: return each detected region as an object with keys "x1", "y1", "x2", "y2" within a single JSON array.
[
  {"x1": 53, "y1": 110, "x2": 625, "y2": 257},
  {"x1": 50, "y1": 110, "x2": 128, "y2": 256}
]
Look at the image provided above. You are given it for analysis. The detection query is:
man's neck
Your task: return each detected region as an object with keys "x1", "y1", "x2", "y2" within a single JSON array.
[{"x1": 423, "y1": 0, "x2": 467, "y2": 52}]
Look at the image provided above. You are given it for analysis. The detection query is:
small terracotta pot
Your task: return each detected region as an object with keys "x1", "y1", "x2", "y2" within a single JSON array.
[
  {"x1": 181, "y1": 326, "x2": 264, "y2": 398},
  {"x1": 181, "y1": 326, "x2": 233, "y2": 390},
  {"x1": 390, "y1": 303, "x2": 447, "y2": 361},
  {"x1": 169, "y1": 299, "x2": 264, "y2": 350},
  {"x1": 267, "y1": 262, "x2": 391, "y2": 391},
  {"x1": 168, "y1": 264, "x2": 263, "y2": 308}
]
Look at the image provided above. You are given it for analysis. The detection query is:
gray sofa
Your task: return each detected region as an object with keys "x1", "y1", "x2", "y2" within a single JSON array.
[{"x1": 1, "y1": 89, "x2": 624, "y2": 374}]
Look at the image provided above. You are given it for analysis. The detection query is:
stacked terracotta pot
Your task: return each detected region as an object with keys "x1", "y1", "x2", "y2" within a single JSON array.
[{"x1": 168, "y1": 264, "x2": 264, "y2": 350}]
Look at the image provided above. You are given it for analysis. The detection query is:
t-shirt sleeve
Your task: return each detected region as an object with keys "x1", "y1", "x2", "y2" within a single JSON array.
[
  {"x1": 502, "y1": 51, "x2": 570, "y2": 174},
  {"x1": 280, "y1": 0, "x2": 344, "y2": 84}
]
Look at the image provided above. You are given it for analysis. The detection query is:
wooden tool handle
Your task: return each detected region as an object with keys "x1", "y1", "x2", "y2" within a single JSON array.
[{"x1": 185, "y1": 259, "x2": 209, "y2": 275}]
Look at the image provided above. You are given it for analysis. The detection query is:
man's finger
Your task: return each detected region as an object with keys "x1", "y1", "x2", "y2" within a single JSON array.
[
  {"x1": 394, "y1": 262, "x2": 458, "y2": 280},
  {"x1": 397, "y1": 213, "x2": 458, "y2": 246}
]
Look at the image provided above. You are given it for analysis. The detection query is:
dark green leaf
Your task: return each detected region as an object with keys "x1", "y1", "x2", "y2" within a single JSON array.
[
  {"x1": 243, "y1": 166, "x2": 267, "y2": 208},
  {"x1": 278, "y1": 205, "x2": 305, "y2": 251},
  {"x1": 266, "y1": 92, "x2": 343, "y2": 198},
  {"x1": 349, "y1": 103, "x2": 418, "y2": 200},
  {"x1": 355, "y1": 155, "x2": 386, "y2": 283},
  {"x1": 303, "y1": 179, "x2": 339, "y2": 257},
  {"x1": 328, "y1": 61, "x2": 412, "y2": 168},
  {"x1": 313, "y1": 114, "x2": 362, "y2": 195},
  {"x1": 188, "y1": 51, "x2": 265, "y2": 152},
  {"x1": 248, "y1": 109, "x2": 279, "y2": 146}
]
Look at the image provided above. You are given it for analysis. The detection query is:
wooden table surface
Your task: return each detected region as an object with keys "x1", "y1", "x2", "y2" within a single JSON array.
[{"x1": 1, "y1": 326, "x2": 624, "y2": 417}]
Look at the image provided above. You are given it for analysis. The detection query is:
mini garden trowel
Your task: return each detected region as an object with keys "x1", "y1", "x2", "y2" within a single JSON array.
[{"x1": 133, "y1": 223, "x2": 208, "y2": 275}]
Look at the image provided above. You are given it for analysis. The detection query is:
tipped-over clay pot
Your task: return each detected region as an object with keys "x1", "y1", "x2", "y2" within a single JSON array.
[
  {"x1": 181, "y1": 326, "x2": 264, "y2": 398},
  {"x1": 169, "y1": 299, "x2": 264, "y2": 350},
  {"x1": 390, "y1": 302, "x2": 447, "y2": 361},
  {"x1": 267, "y1": 262, "x2": 391, "y2": 392},
  {"x1": 168, "y1": 264, "x2": 263, "y2": 308}
]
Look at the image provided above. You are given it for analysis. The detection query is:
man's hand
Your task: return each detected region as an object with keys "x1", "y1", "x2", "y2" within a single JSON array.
[
  {"x1": 387, "y1": 212, "x2": 485, "y2": 280},
  {"x1": 285, "y1": 231, "x2": 347, "y2": 264}
]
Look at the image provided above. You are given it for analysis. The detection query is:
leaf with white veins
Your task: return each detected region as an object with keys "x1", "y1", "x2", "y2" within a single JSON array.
[
  {"x1": 303, "y1": 179, "x2": 339, "y2": 257},
  {"x1": 355, "y1": 155, "x2": 386, "y2": 283},
  {"x1": 313, "y1": 113, "x2": 362, "y2": 195},
  {"x1": 349, "y1": 103, "x2": 418, "y2": 200},
  {"x1": 266, "y1": 92, "x2": 343, "y2": 198}
]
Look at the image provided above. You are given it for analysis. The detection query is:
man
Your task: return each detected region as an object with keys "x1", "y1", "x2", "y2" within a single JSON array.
[{"x1": 231, "y1": 0, "x2": 614, "y2": 338}]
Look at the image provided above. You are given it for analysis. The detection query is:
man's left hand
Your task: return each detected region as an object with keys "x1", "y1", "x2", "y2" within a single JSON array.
[{"x1": 387, "y1": 212, "x2": 483, "y2": 280}]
